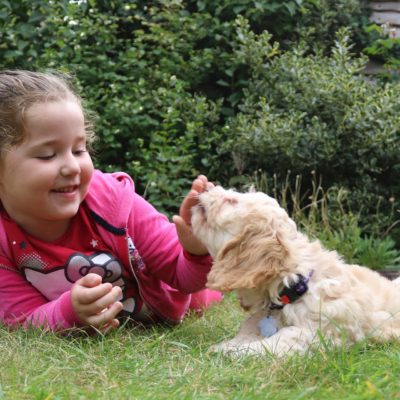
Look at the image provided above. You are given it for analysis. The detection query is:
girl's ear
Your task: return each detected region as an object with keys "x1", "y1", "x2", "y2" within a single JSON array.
[{"x1": 206, "y1": 223, "x2": 290, "y2": 291}]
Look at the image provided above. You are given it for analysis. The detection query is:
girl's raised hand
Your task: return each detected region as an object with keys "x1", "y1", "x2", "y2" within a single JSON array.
[
  {"x1": 71, "y1": 273, "x2": 123, "y2": 332},
  {"x1": 173, "y1": 175, "x2": 214, "y2": 256}
]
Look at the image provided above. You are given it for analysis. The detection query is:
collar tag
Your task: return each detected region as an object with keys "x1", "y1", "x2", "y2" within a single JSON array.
[{"x1": 270, "y1": 270, "x2": 313, "y2": 310}]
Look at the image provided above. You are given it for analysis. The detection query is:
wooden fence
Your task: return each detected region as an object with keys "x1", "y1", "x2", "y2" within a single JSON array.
[{"x1": 369, "y1": 1, "x2": 400, "y2": 38}]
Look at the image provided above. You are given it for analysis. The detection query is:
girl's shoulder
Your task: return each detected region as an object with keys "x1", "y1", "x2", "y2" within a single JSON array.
[
  {"x1": 85, "y1": 170, "x2": 136, "y2": 224},
  {"x1": 90, "y1": 169, "x2": 135, "y2": 190}
]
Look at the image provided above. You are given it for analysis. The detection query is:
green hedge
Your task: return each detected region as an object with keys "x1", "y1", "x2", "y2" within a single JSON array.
[
  {"x1": 219, "y1": 21, "x2": 400, "y2": 238},
  {"x1": 1, "y1": 0, "x2": 399, "y2": 241}
]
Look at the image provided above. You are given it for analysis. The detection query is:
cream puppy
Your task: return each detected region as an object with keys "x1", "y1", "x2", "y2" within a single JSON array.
[{"x1": 191, "y1": 186, "x2": 400, "y2": 357}]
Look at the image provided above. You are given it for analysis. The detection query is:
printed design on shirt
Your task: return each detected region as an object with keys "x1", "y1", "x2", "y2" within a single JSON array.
[
  {"x1": 17, "y1": 251, "x2": 47, "y2": 270},
  {"x1": 127, "y1": 236, "x2": 145, "y2": 271},
  {"x1": 64, "y1": 252, "x2": 123, "y2": 284},
  {"x1": 11, "y1": 240, "x2": 29, "y2": 250},
  {"x1": 23, "y1": 252, "x2": 136, "y2": 314},
  {"x1": 64, "y1": 252, "x2": 135, "y2": 313},
  {"x1": 90, "y1": 239, "x2": 99, "y2": 248}
]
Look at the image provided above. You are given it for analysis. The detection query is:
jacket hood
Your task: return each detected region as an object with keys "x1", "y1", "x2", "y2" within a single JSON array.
[{"x1": 85, "y1": 170, "x2": 135, "y2": 229}]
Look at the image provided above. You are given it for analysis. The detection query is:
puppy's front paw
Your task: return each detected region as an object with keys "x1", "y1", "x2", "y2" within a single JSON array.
[
  {"x1": 210, "y1": 339, "x2": 267, "y2": 358},
  {"x1": 209, "y1": 340, "x2": 235, "y2": 354}
]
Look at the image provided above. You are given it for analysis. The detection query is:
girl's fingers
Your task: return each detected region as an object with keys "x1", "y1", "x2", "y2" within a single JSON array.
[
  {"x1": 192, "y1": 175, "x2": 215, "y2": 193},
  {"x1": 179, "y1": 176, "x2": 211, "y2": 224},
  {"x1": 99, "y1": 318, "x2": 120, "y2": 334},
  {"x1": 83, "y1": 286, "x2": 122, "y2": 315},
  {"x1": 78, "y1": 273, "x2": 103, "y2": 288},
  {"x1": 88, "y1": 301, "x2": 123, "y2": 328},
  {"x1": 76, "y1": 282, "x2": 114, "y2": 305},
  {"x1": 179, "y1": 190, "x2": 199, "y2": 224},
  {"x1": 206, "y1": 180, "x2": 215, "y2": 190},
  {"x1": 192, "y1": 175, "x2": 208, "y2": 192}
]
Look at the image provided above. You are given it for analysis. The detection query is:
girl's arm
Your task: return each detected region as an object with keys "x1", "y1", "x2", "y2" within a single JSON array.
[
  {"x1": 130, "y1": 191, "x2": 212, "y2": 294},
  {"x1": 0, "y1": 264, "x2": 80, "y2": 330}
]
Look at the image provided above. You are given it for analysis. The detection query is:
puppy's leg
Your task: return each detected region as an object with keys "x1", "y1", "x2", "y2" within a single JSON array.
[
  {"x1": 212, "y1": 326, "x2": 317, "y2": 358},
  {"x1": 210, "y1": 310, "x2": 269, "y2": 353},
  {"x1": 368, "y1": 310, "x2": 400, "y2": 341},
  {"x1": 257, "y1": 326, "x2": 316, "y2": 357},
  {"x1": 236, "y1": 309, "x2": 270, "y2": 337}
]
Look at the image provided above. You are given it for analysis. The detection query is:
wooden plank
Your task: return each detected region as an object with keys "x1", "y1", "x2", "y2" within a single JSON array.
[
  {"x1": 370, "y1": 11, "x2": 400, "y2": 25},
  {"x1": 370, "y1": 2, "x2": 400, "y2": 12}
]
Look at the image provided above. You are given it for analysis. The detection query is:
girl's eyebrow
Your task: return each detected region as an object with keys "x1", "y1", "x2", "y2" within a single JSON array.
[{"x1": 30, "y1": 135, "x2": 87, "y2": 147}]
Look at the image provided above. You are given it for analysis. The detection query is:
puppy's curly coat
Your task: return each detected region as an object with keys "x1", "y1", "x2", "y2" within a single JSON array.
[{"x1": 191, "y1": 186, "x2": 400, "y2": 357}]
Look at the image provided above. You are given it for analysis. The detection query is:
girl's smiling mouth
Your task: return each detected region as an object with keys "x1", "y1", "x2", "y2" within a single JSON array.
[{"x1": 51, "y1": 185, "x2": 79, "y2": 194}]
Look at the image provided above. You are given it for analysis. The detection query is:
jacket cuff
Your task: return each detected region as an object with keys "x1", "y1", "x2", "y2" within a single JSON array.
[
  {"x1": 183, "y1": 250, "x2": 212, "y2": 265},
  {"x1": 59, "y1": 291, "x2": 82, "y2": 327}
]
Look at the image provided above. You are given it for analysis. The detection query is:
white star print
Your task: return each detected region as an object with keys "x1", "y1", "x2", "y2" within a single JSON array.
[{"x1": 90, "y1": 239, "x2": 99, "y2": 248}]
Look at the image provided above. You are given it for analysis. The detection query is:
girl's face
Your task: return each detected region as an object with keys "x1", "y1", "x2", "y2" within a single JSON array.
[{"x1": 0, "y1": 100, "x2": 94, "y2": 241}]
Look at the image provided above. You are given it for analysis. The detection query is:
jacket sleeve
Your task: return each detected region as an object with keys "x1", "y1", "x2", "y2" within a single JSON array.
[
  {"x1": 0, "y1": 261, "x2": 81, "y2": 330},
  {"x1": 128, "y1": 191, "x2": 212, "y2": 294}
]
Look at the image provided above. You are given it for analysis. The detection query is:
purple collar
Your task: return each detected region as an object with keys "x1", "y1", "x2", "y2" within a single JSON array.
[{"x1": 270, "y1": 270, "x2": 313, "y2": 310}]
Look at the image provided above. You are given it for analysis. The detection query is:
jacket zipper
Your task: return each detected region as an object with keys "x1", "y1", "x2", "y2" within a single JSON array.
[{"x1": 123, "y1": 234, "x2": 178, "y2": 324}]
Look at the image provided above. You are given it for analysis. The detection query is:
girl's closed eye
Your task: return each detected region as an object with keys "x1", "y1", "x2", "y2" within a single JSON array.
[
  {"x1": 35, "y1": 149, "x2": 87, "y2": 160},
  {"x1": 36, "y1": 154, "x2": 56, "y2": 161},
  {"x1": 73, "y1": 149, "x2": 87, "y2": 156}
]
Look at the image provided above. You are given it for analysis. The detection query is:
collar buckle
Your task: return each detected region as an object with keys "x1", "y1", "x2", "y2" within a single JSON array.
[{"x1": 270, "y1": 270, "x2": 313, "y2": 310}]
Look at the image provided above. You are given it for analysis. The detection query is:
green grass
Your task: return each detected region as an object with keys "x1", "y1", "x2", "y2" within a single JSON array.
[
  {"x1": 1, "y1": 294, "x2": 400, "y2": 400},
  {"x1": 2, "y1": 176, "x2": 399, "y2": 399}
]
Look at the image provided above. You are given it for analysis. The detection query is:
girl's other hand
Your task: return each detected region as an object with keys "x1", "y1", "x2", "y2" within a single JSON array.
[{"x1": 71, "y1": 273, "x2": 123, "y2": 332}]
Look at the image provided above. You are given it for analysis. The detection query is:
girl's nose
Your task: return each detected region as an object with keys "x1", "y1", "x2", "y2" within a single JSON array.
[{"x1": 60, "y1": 153, "x2": 81, "y2": 176}]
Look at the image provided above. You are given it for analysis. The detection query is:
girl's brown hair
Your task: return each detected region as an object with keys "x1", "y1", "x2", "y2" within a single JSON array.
[{"x1": 0, "y1": 70, "x2": 96, "y2": 155}]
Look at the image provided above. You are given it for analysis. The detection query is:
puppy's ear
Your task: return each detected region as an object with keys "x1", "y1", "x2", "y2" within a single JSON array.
[{"x1": 206, "y1": 223, "x2": 290, "y2": 291}]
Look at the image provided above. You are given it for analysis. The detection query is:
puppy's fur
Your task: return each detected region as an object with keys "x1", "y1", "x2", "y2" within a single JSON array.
[{"x1": 191, "y1": 186, "x2": 400, "y2": 357}]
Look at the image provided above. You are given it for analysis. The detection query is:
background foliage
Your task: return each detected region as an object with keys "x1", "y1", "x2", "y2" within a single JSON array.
[{"x1": 0, "y1": 0, "x2": 399, "y2": 243}]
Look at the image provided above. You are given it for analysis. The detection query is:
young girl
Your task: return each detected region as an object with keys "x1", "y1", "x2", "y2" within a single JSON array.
[{"x1": 0, "y1": 70, "x2": 221, "y2": 332}]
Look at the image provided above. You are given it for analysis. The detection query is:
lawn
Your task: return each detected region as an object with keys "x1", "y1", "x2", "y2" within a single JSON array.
[{"x1": 1, "y1": 293, "x2": 399, "y2": 400}]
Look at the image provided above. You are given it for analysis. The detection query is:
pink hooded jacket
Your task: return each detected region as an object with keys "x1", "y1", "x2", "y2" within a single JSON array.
[{"x1": 0, "y1": 170, "x2": 213, "y2": 329}]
